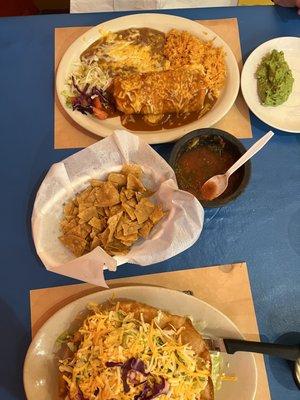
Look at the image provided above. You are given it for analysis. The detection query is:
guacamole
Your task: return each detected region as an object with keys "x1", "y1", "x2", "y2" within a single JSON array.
[{"x1": 256, "y1": 49, "x2": 294, "y2": 107}]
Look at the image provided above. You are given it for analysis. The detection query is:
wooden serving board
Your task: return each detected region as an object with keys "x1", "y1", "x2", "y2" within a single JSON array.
[
  {"x1": 54, "y1": 18, "x2": 252, "y2": 149},
  {"x1": 30, "y1": 262, "x2": 269, "y2": 399}
]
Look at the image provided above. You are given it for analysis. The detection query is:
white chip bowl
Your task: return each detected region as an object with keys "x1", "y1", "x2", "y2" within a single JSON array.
[{"x1": 56, "y1": 13, "x2": 240, "y2": 144}]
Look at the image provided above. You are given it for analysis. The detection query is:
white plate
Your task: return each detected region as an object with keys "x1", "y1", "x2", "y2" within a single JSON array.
[
  {"x1": 241, "y1": 37, "x2": 300, "y2": 133},
  {"x1": 23, "y1": 286, "x2": 257, "y2": 400},
  {"x1": 56, "y1": 13, "x2": 240, "y2": 144}
]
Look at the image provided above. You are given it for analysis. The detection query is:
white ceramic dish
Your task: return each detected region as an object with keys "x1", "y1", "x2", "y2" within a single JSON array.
[
  {"x1": 56, "y1": 13, "x2": 240, "y2": 144},
  {"x1": 241, "y1": 37, "x2": 300, "y2": 133},
  {"x1": 23, "y1": 286, "x2": 257, "y2": 400}
]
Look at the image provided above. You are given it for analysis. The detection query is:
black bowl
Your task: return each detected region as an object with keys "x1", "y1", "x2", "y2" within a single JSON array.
[{"x1": 169, "y1": 128, "x2": 251, "y2": 208}]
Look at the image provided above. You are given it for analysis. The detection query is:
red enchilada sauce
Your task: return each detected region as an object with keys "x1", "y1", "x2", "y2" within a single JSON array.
[
  {"x1": 121, "y1": 111, "x2": 201, "y2": 131},
  {"x1": 120, "y1": 100, "x2": 215, "y2": 131},
  {"x1": 174, "y1": 136, "x2": 244, "y2": 202}
]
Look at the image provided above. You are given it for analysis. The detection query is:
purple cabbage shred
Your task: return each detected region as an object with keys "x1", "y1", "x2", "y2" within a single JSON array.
[
  {"x1": 91, "y1": 87, "x2": 116, "y2": 113},
  {"x1": 106, "y1": 358, "x2": 169, "y2": 399},
  {"x1": 105, "y1": 361, "x2": 123, "y2": 368},
  {"x1": 74, "y1": 388, "x2": 84, "y2": 400},
  {"x1": 106, "y1": 358, "x2": 149, "y2": 393},
  {"x1": 70, "y1": 77, "x2": 115, "y2": 116},
  {"x1": 134, "y1": 377, "x2": 169, "y2": 400}
]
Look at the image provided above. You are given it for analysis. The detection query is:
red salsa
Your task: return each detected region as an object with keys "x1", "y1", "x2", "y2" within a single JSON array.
[{"x1": 174, "y1": 135, "x2": 244, "y2": 202}]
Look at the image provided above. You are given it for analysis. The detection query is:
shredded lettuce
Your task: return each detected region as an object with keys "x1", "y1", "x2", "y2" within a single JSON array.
[
  {"x1": 62, "y1": 59, "x2": 111, "y2": 108},
  {"x1": 193, "y1": 320, "x2": 208, "y2": 333},
  {"x1": 193, "y1": 320, "x2": 223, "y2": 392},
  {"x1": 56, "y1": 331, "x2": 71, "y2": 344},
  {"x1": 210, "y1": 351, "x2": 223, "y2": 391}
]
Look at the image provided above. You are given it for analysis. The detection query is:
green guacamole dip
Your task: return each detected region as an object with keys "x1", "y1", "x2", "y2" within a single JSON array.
[{"x1": 256, "y1": 49, "x2": 294, "y2": 107}]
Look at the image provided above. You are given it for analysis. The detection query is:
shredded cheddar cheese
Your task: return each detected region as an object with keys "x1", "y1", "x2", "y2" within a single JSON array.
[
  {"x1": 100, "y1": 35, "x2": 165, "y2": 74},
  {"x1": 59, "y1": 304, "x2": 211, "y2": 400}
]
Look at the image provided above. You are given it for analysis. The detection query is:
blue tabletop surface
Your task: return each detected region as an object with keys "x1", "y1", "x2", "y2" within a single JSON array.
[{"x1": 0, "y1": 5, "x2": 299, "y2": 400}]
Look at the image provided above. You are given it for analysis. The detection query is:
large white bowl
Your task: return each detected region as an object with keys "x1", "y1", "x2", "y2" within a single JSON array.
[
  {"x1": 241, "y1": 37, "x2": 300, "y2": 133},
  {"x1": 23, "y1": 286, "x2": 257, "y2": 399},
  {"x1": 56, "y1": 13, "x2": 240, "y2": 144}
]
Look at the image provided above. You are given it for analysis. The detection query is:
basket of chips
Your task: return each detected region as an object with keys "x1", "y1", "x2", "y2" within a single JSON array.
[{"x1": 32, "y1": 131, "x2": 204, "y2": 286}]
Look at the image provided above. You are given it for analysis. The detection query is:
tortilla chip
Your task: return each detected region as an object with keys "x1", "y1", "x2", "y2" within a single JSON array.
[
  {"x1": 59, "y1": 234, "x2": 87, "y2": 257},
  {"x1": 135, "y1": 192, "x2": 143, "y2": 202},
  {"x1": 122, "y1": 164, "x2": 142, "y2": 178},
  {"x1": 116, "y1": 214, "x2": 132, "y2": 235},
  {"x1": 134, "y1": 190, "x2": 153, "y2": 202},
  {"x1": 78, "y1": 206, "x2": 98, "y2": 222},
  {"x1": 139, "y1": 220, "x2": 153, "y2": 239},
  {"x1": 90, "y1": 227, "x2": 100, "y2": 239},
  {"x1": 108, "y1": 172, "x2": 127, "y2": 187},
  {"x1": 68, "y1": 223, "x2": 92, "y2": 239},
  {"x1": 120, "y1": 190, "x2": 127, "y2": 204},
  {"x1": 126, "y1": 198, "x2": 137, "y2": 207},
  {"x1": 102, "y1": 207, "x2": 110, "y2": 217},
  {"x1": 78, "y1": 202, "x2": 94, "y2": 213},
  {"x1": 134, "y1": 198, "x2": 155, "y2": 224},
  {"x1": 84, "y1": 191, "x2": 96, "y2": 204},
  {"x1": 122, "y1": 203, "x2": 137, "y2": 221},
  {"x1": 117, "y1": 213, "x2": 132, "y2": 225},
  {"x1": 96, "y1": 206, "x2": 105, "y2": 217},
  {"x1": 124, "y1": 189, "x2": 135, "y2": 199},
  {"x1": 127, "y1": 173, "x2": 146, "y2": 192},
  {"x1": 107, "y1": 211, "x2": 123, "y2": 243},
  {"x1": 63, "y1": 215, "x2": 75, "y2": 223},
  {"x1": 60, "y1": 218, "x2": 78, "y2": 234},
  {"x1": 139, "y1": 197, "x2": 155, "y2": 209},
  {"x1": 115, "y1": 231, "x2": 138, "y2": 245},
  {"x1": 106, "y1": 240, "x2": 129, "y2": 255},
  {"x1": 122, "y1": 222, "x2": 140, "y2": 236},
  {"x1": 121, "y1": 236, "x2": 138, "y2": 246},
  {"x1": 73, "y1": 207, "x2": 79, "y2": 216},
  {"x1": 90, "y1": 236, "x2": 102, "y2": 250},
  {"x1": 134, "y1": 210, "x2": 147, "y2": 224},
  {"x1": 88, "y1": 216, "x2": 106, "y2": 231},
  {"x1": 90, "y1": 179, "x2": 103, "y2": 187},
  {"x1": 94, "y1": 182, "x2": 120, "y2": 207},
  {"x1": 76, "y1": 187, "x2": 93, "y2": 203},
  {"x1": 150, "y1": 205, "x2": 165, "y2": 224},
  {"x1": 100, "y1": 228, "x2": 110, "y2": 247},
  {"x1": 64, "y1": 201, "x2": 75, "y2": 216},
  {"x1": 109, "y1": 204, "x2": 123, "y2": 216}
]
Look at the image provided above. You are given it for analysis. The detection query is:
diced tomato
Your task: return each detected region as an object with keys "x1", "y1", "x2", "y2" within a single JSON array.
[
  {"x1": 93, "y1": 97, "x2": 102, "y2": 110},
  {"x1": 93, "y1": 107, "x2": 108, "y2": 120},
  {"x1": 70, "y1": 96, "x2": 77, "y2": 105}
]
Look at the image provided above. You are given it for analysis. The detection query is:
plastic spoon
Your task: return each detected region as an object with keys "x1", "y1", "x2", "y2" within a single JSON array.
[{"x1": 200, "y1": 130, "x2": 274, "y2": 201}]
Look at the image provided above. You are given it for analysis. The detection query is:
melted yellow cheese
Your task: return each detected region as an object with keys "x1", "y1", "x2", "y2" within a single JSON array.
[
  {"x1": 99, "y1": 40, "x2": 165, "y2": 75},
  {"x1": 59, "y1": 304, "x2": 210, "y2": 400}
]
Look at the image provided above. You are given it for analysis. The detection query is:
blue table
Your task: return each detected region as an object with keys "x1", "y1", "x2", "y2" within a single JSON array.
[{"x1": 0, "y1": 5, "x2": 299, "y2": 400}]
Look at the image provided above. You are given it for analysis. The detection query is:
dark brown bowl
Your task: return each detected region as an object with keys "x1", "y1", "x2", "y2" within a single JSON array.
[{"x1": 169, "y1": 128, "x2": 251, "y2": 208}]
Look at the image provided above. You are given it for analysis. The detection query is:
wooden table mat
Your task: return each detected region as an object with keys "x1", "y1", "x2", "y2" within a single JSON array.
[
  {"x1": 54, "y1": 18, "x2": 252, "y2": 149},
  {"x1": 30, "y1": 262, "x2": 269, "y2": 399}
]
